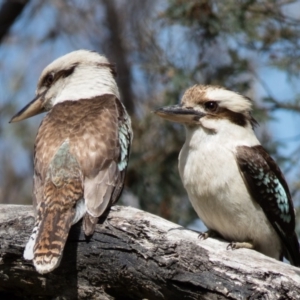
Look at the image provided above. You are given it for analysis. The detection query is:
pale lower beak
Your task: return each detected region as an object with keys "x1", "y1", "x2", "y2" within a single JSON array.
[
  {"x1": 9, "y1": 94, "x2": 45, "y2": 123},
  {"x1": 154, "y1": 104, "x2": 205, "y2": 124}
]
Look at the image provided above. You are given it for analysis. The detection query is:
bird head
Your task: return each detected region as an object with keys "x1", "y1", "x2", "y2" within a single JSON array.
[
  {"x1": 155, "y1": 85, "x2": 256, "y2": 133},
  {"x1": 10, "y1": 50, "x2": 119, "y2": 123}
]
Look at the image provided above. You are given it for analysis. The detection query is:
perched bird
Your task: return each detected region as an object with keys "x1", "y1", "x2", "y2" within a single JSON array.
[
  {"x1": 10, "y1": 50, "x2": 132, "y2": 274},
  {"x1": 155, "y1": 84, "x2": 300, "y2": 266}
]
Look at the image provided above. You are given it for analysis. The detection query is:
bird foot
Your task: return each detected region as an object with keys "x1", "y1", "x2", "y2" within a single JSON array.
[
  {"x1": 198, "y1": 229, "x2": 219, "y2": 240},
  {"x1": 226, "y1": 241, "x2": 254, "y2": 251}
]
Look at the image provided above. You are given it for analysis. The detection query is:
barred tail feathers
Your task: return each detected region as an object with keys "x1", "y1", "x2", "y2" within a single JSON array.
[{"x1": 32, "y1": 203, "x2": 75, "y2": 274}]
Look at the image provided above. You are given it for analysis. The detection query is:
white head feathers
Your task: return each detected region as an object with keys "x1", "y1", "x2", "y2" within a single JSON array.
[{"x1": 37, "y1": 50, "x2": 120, "y2": 108}]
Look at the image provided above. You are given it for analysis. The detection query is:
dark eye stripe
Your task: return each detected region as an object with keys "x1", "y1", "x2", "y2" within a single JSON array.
[{"x1": 42, "y1": 63, "x2": 78, "y2": 88}]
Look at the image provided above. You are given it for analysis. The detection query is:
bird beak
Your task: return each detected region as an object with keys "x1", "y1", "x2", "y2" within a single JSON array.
[
  {"x1": 154, "y1": 104, "x2": 205, "y2": 124},
  {"x1": 9, "y1": 93, "x2": 46, "y2": 123}
]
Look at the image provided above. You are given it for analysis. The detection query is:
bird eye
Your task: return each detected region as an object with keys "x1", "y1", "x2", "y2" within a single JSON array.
[
  {"x1": 44, "y1": 73, "x2": 54, "y2": 87},
  {"x1": 204, "y1": 101, "x2": 218, "y2": 112}
]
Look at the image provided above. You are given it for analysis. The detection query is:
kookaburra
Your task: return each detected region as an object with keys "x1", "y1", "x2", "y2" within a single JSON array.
[
  {"x1": 155, "y1": 84, "x2": 300, "y2": 266},
  {"x1": 10, "y1": 50, "x2": 132, "y2": 274}
]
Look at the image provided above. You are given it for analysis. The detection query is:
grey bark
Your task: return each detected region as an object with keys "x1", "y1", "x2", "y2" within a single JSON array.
[{"x1": 0, "y1": 204, "x2": 299, "y2": 300}]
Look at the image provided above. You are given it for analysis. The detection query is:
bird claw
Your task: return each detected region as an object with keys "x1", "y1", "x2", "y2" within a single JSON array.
[
  {"x1": 226, "y1": 241, "x2": 254, "y2": 251},
  {"x1": 198, "y1": 229, "x2": 218, "y2": 240},
  {"x1": 227, "y1": 242, "x2": 237, "y2": 250},
  {"x1": 198, "y1": 232, "x2": 209, "y2": 240}
]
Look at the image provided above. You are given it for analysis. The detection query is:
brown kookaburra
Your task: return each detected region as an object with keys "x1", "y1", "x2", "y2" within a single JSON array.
[{"x1": 10, "y1": 50, "x2": 132, "y2": 274}]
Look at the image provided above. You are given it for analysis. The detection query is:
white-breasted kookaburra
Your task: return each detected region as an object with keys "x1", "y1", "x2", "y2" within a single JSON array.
[
  {"x1": 155, "y1": 84, "x2": 300, "y2": 266},
  {"x1": 10, "y1": 50, "x2": 132, "y2": 274}
]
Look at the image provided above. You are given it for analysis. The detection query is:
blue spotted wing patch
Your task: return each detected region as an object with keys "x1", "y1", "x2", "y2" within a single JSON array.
[
  {"x1": 118, "y1": 119, "x2": 131, "y2": 171},
  {"x1": 236, "y1": 145, "x2": 295, "y2": 234},
  {"x1": 116, "y1": 101, "x2": 132, "y2": 172},
  {"x1": 236, "y1": 145, "x2": 300, "y2": 266},
  {"x1": 250, "y1": 166, "x2": 291, "y2": 223}
]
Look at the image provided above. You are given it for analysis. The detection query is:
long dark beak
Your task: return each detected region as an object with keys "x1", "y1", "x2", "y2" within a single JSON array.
[
  {"x1": 154, "y1": 104, "x2": 205, "y2": 124},
  {"x1": 9, "y1": 94, "x2": 45, "y2": 123}
]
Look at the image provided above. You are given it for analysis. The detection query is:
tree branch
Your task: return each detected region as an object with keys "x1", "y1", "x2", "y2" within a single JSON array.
[
  {"x1": 270, "y1": 99, "x2": 300, "y2": 113},
  {"x1": 0, "y1": 204, "x2": 299, "y2": 299},
  {"x1": 0, "y1": 0, "x2": 29, "y2": 43}
]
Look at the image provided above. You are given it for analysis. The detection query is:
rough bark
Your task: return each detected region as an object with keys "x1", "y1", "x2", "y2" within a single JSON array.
[{"x1": 0, "y1": 204, "x2": 299, "y2": 300}]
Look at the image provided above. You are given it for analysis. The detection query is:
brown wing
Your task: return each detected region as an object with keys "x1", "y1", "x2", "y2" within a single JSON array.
[
  {"x1": 33, "y1": 94, "x2": 131, "y2": 236},
  {"x1": 236, "y1": 145, "x2": 300, "y2": 266},
  {"x1": 68, "y1": 95, "x2": 131, "y2": 234}
]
